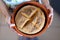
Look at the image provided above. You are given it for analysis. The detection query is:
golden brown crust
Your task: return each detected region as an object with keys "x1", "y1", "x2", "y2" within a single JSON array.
[{"x1": 15, "y1": 5, "x2": 45, "y2": 34}]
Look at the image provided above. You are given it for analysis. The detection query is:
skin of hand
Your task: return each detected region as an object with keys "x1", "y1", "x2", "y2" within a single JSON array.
[{"x1": 0, "y1": 0, "x2": 11, "y2": 25}]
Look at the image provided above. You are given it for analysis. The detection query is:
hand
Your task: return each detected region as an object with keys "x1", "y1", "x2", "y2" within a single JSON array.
[
  {"x1": 0, "y1": 0, "x2": 11, "y2": 25},
  {"x1": 47, "y1": 6, "x2": 53, "y2": 17},
  {"x1": 46, "y1": 5, "x2": 53, "y2": 27}
]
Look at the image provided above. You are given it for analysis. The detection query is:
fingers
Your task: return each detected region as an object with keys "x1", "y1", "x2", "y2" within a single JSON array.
[{"x1": 48, "y1": 7, "x2": 53, "y2": 17}]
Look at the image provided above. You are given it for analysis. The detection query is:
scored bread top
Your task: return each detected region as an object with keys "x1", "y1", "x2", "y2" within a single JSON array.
[{"x1": 15, "y1": 5, "x2": 45, "y2": 34}]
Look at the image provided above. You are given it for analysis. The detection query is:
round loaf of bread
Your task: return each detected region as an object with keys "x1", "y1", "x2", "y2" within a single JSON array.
[{"x1": 15, "y1": 5, "x2": 45, "y2": 34}]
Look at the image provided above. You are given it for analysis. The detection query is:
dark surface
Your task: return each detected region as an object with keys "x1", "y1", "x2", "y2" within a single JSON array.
[{"x1": 50, "y1": 0, "x2": 60, "y2": 13}]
